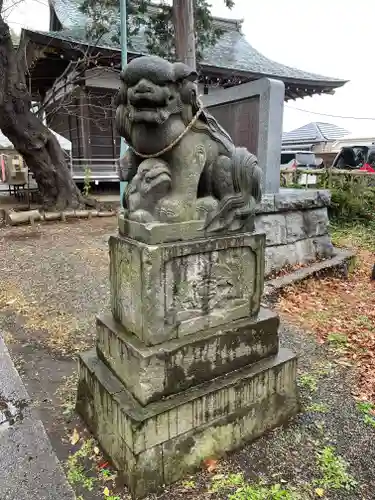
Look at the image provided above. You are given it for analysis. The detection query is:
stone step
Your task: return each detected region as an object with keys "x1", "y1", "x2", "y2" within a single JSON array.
[
  {"x1": 96, "y1": 308, "x2": 280, "y2": 405},
  {"x1": 76, "y1": 348, "x2": 298, "y2": 499}
]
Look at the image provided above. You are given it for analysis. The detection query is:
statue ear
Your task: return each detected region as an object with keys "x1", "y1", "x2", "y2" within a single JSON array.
[
  {"x1": 173, "y1": 62, "x2": 198, "y2": 82},
  {"x1": 114, "y1": 84, "x2": 128, "y2": 107}
]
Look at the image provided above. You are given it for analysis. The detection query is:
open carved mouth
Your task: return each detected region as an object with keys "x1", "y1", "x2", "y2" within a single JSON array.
[{"x1": 131, "y1": 96, "x2": 165, "y2": 110}]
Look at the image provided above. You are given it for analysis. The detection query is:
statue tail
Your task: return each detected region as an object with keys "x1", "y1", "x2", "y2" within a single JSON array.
[{"x1": 203, "y1": 147, "x2": 262, "y2": 232}]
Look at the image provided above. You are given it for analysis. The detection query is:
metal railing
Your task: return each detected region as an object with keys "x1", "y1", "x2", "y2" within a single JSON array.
[{"x1": 70, "y1": 158, "x2": 119, "y2": 182}]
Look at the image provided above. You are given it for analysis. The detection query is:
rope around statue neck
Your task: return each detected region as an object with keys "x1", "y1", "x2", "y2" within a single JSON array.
[{"x1": 127, "y1": 102, "x2": 204, "y2": 160}]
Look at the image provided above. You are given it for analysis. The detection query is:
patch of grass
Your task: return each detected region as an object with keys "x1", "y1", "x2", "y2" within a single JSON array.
[
  {"x1": 66, "y1": 439, "x2": 96, "y2": 491},
  {"x1": 103, "y1": 489, "x2": 121, "y2": 500},
  {"x1": 298, "y1": 374, "x2": 318, "y2": 392},
  {"x1": 182, "y1": 479, "x2": 196, "y2": 489},
  {"x1": 357, "y1": 401, "x2": 375, "y2": 428},
  {"x1": 327, "y1": 332, "x2": 348, "y2": 349},
  {"x1": 211, "y1": 473, "x2": 298, "y2": 499},
  {"x1": 315, "y1": 446, "x2": 357, "y2": 491},
  {"x1": 304, "y1": 310, "x2": 332, "y2": 323},
  {"x1": 355, "y1": 315, "x2": 375, "y2": 331},
  {"x1": 313, "y1": 422, "x2": 326, "y2": 439},
  {"x1": 331, "y1": 221, "x2": 375, "y2": 252},
  {"x1": 313, "y1": 361, "x2": 334, "y2": 377},
  {"x1": 305, "y1": 403, "x2": 329, "y2": 413},
  {"x1": 228, "y1": 483, "x2": 297, "y2": 500},
  {"x1": 211, "y1": 472, "x2": 245, "y2": 492},
  {"x1": 65, "y1": 435, "x2": 121, "y2": 498},
  {"x1": 98, "y1": 467, "x2": 118, "y2": 483},
  {"x1": 55, "y1": 374, "x2": 78, "y2": 419}
]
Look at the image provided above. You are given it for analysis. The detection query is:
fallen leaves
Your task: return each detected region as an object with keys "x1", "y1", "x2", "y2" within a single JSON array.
[
  {"x1": 203, "y1": 458, "x2": 218, "y2": 473},
  {"x1": 0, "y1": 283, "x2": 85, "y2": 354},
  {"x1": 70, "y1": 428, "x2": 80, "y2": 445},
  {"x1": 277, "y1": 225, "x2": 375, "y2": 403}
]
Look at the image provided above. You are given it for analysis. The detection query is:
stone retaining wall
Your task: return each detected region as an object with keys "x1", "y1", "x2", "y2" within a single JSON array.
[{"x1": 255, "y1": 188, "x2": 333, "y2": 276}]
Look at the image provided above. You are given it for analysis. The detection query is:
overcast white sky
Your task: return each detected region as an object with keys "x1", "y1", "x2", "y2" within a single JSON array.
[{"x1": 6, "y1": 0, "x2": 375, "y2": 136}]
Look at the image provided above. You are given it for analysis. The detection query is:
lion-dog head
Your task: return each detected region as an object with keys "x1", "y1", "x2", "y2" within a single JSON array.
[{"x1": 115, "y1": 55, "x2": 199, "y2": 146}]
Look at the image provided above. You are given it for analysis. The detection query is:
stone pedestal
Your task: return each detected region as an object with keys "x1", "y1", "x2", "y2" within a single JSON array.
[
  {"x1": 76, "y1": 221, "x2": 299, "y2": 499},
  {"x1": 109, "y1": 230, "x2": 265, "y2": 344}
]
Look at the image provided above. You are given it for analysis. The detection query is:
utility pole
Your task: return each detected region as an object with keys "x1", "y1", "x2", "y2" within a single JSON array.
[
  {"x1": 173, "y1": 0, "x2": 196, "y2": 70},
  {"x1": 119, "y1": 0, "x2": 128, "y2": 208}
]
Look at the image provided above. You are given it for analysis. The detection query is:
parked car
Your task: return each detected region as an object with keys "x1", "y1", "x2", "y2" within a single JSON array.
[
  {"x1": 280, "y1": 151, "x2": 317, "y2": 170},
  {"x1": 280, "y1": 150, "x2": 317, "y2": 186},
  {"x1": 332, "y1": 145, "x2": 373, "y2": 170}
]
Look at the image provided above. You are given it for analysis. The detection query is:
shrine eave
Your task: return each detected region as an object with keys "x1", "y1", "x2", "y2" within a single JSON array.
[{"x1": 22, "y1": 28, "x2": 348, "y2": 101}]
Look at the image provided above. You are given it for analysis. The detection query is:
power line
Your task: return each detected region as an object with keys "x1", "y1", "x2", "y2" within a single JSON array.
[{"x1": 285, "y1": 104, "x2": 375, "y2": 121}]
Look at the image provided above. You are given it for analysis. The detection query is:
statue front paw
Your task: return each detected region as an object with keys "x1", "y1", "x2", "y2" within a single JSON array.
[
  {"x1": 156, "y1": 196, "x2": 186, "y2": 223},
  {"x1": 196, "y1": 196, "x2": 219, "y2": 219},
  {"x1": 156, "y1": 195, "x2": 202, "y2": 223},
  {"x1": 156, "y1": 196, "x2": 219, "y2": 223},
  {"x1": 128, "y1": 209, "x2": 156, "y2": 223}
]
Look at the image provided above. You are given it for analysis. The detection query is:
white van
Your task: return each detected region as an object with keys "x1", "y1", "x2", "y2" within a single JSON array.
[
  {"x1": 280, "y1": 150, "x2": 317, "y2": 169},
  {"x1": 280, "y1": 150, "x2": 317, "y2": 185}
]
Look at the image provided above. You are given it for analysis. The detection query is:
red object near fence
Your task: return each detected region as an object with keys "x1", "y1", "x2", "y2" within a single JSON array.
[{"x1": 359, "y1": 163, "x2": 375, "y2": 173}]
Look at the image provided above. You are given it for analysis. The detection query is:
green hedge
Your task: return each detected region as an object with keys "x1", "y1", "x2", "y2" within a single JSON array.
[{"x1": 280, "y1": 169, "x2": 375, "y2": 223}]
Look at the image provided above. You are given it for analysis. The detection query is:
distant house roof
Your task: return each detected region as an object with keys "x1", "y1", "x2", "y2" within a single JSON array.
[
  {"x1": 22, "y1": 0, "x2": 348, "y2": 100},
  {"x1": 282, "y1": 122, "x2": 350, "y2": 145}
]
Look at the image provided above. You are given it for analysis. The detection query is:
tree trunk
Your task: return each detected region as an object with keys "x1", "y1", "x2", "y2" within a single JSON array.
[
  {"x1": 173, "y1": 0, "x2": 196, "y2": 70},
  {"x1": 0, "y1": 13, "x2": 84, "y2": 210}
]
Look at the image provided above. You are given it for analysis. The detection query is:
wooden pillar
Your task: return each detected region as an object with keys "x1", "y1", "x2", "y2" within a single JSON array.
[
  {"x1": 78, "y1": 87, "x2": 91, "y2": 161},
  {"x1": 173, "y1": 0, "x2": 196, "y2": 70}
]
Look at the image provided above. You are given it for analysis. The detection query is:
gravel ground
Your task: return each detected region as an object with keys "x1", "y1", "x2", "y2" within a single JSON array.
[{"x1": 0, "y1": 219, "x2": 374, "y2": 500}]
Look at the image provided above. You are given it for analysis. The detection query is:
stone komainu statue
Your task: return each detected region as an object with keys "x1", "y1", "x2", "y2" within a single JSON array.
[{"x1": 115, "y1": 55, "x2": 262, "y2": 232}]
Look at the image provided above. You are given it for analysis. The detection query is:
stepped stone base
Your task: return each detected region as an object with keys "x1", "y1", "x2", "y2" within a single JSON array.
[
  {"x1": 96, "y1": 308, "x2": 279, "y2": 405},
  {"x1": 76, "y1": 214, "x2": 300, "y2": 499},
  {"x1": 77, "y1": 348, "x2": 298, "y2": 499}
]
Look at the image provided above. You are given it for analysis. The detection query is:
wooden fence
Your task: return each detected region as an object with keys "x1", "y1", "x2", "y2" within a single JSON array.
[{"x1": 280, "y1": 168, "x2": 375, "y2": 190}]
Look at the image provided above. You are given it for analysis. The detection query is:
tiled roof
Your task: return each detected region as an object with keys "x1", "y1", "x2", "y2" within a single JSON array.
[
  {"x1": 282, "y1": 122, "x2": 350, "y2": 144},
  {"x1": 45, "y1": 0, "x2": 346, "y2": 87}
]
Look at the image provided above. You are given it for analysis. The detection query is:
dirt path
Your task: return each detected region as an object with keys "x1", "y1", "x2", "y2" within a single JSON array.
[{"x1": 1, "y1": 219, "x2": 374, "y2": 500}]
